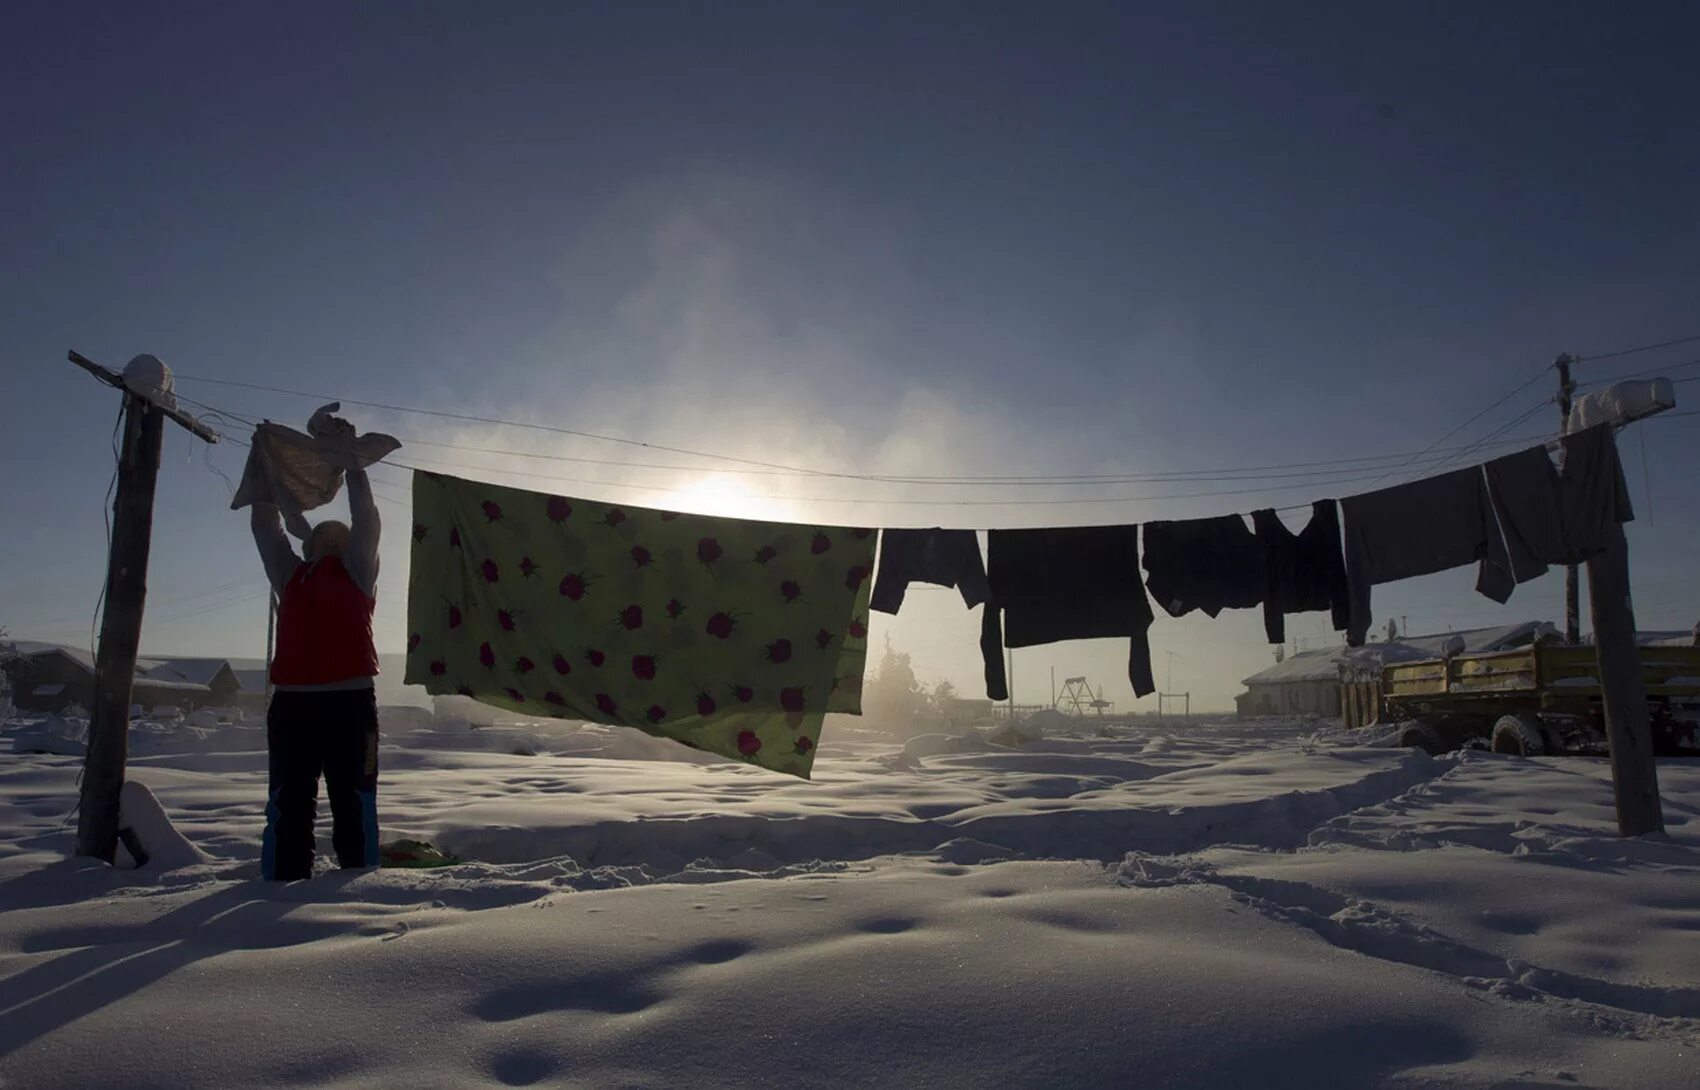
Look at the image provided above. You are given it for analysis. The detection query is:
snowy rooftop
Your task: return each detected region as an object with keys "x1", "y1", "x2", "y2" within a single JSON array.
[{"x1": 1241, "y1": 621, "x2": 1559, "y2": 685}]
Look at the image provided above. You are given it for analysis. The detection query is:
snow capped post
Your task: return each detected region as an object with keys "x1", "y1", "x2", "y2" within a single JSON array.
[{"x1": 67, "y1": 351, "x2": 218, "y2": 863}]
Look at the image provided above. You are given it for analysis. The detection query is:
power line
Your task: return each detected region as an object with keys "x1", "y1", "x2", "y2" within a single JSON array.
[
  {"x1": 1363, "y1": 365, "x2": 1555, "y2": 489},
  {"x1": 1571, "y1": 356, "x2": 1700, "y2": 390},
  {"x1": 1416, "y1": 399, "x2": 1554, "y2": 480},
  {"x1": 173, "y1": 374, "x2": 862, "y2": 480},
  {"x1": 179, "y1": 378, "x2": 1551, "y2": 488},
  {"x1": 1576, "y1": 332, "x2": 1700, "y2": 363}
]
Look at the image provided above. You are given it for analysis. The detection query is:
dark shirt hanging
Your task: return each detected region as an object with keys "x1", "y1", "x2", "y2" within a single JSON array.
[
  {"x1": 985, "y1": 525, "x2": 1154, "y2": 698},
  {"x1": 1340, "y1": 466, "x2": 1489, "y2": 646},
  {"x1": 1557, "y1": 423, "x2": 1635, "y2": 561},
  {"x1": 1141, "y1": 515, "x2": 1265, "y2": 620},
  {"x1": 871, "y1": 528, "x2": 1006, "y2": 701},
  {"x1": 1478, "y1": 445, "x2": 1564, "y2": 603},
  {"x1": 1252, "y1": 500, "x2": 1348, "y2": 644},
  {"x1": 1341, "y1": 428, "x2": 1634, "y2": 645},
  {"x1": 870, "y1": 528, "x2": 991, "y2": 613}
]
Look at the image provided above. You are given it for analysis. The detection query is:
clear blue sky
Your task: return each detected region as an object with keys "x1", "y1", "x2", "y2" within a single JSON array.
[{"x1": 4, "y1": 2, "x2": 1698, "y2": 709}]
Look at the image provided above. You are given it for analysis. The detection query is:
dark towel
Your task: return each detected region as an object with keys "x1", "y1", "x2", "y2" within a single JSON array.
[
  {"x1": 1142, "y1": 515, "x2": 1265, "y2": 620},
  {"x1": 1252, "y1": 501, "x2": 1349, "y2": 644},
  {"x1": 1558, "y1": 424, "x2": 1634, "y2": 561},
  {"x1": 871, "y1": 528, "x2": 990, "y2": 614},
  {"x1": 1478, "y1": 445, "x2": 1564, "y2": 604},
  {"x1": 986, "y1": 525, "x2": 1154, "y2": 697},
  {"x1": 1340, "y1": 466, "x2": 1489, "y2": 646}
]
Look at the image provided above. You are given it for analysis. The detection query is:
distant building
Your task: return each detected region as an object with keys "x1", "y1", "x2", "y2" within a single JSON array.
[
  {"x1": 4, "y1": 642, "x2": 269, "y2": 714},
  {"x1": 1235, "y1": 622, "x2": 1559, "y2": 719}
]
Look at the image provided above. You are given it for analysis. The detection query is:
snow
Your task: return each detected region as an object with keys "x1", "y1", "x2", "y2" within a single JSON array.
[
  {"x1": 1242, "y1": 621, "x2": 1559, "y2": 685},
  {"x1": 1566, "y1": 378, "x2": 1677, "y2": 433},
  {"x1": 2, "y1": 711, "x2": 1698, "y2": 1087}
]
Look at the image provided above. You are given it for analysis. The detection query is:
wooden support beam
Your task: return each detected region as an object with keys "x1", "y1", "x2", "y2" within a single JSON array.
[
  {"x1": 75, "y1": 393, "x2": 165, "y2": 862},
  {"x1": 1586, "y1": 524, "x2": 1664, "y2": 836}
]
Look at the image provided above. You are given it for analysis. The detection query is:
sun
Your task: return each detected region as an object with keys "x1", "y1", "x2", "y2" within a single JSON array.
[{"x1": 662, "y1": 473, "x2": 792, "y2": 522}]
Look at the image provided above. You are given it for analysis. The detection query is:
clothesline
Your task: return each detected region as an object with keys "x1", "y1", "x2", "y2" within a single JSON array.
[
  {"x1": 187, "y1": 391, "x2": 1565, "y2": 518},
  {"x1": 175, "y1": 386, "x2": 1556, "y2": 487}
]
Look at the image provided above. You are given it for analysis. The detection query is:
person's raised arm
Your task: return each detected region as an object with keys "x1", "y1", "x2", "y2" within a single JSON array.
[
  {"x1": 251, "y1": 502, "x2": 301, "y2": 596},
  {"x1": 345, "y1": 467, "x2": 381, "y2": 598}
]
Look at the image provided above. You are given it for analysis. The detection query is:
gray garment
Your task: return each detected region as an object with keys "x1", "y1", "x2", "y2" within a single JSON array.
[
  {"x1": 1341, "y1": 466, "x2": 1489, "y2": 646},
  {"x1": 231, "y1": 403, "x2": 400, "y2": 541},
  {"x1": 1342, "y1": 431, "x2": 1634, "y2": 645},
  {"x1": 1557, "y1": 423, "x2": 1634, "y2": 560},
  {"x1": 1478, "y1": 426, "x2": 1634, "y2": 604},
  {"x1": 870, "y1": 528, "x2": 990, "y2": 614},
  {"x1": 1478, "y1": 446, "x2": 1564, "y2": 604}
]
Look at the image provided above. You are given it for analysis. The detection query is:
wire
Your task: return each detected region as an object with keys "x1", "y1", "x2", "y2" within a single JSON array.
[
  {"x1": 173, "y1": 374, "x2": 872, "y2": 480},
  {"x1": 1576, "y1": 332, "x2": 1700, "y2": 363},
  {"x1": 1416, "y1": 399, "x2": 1555, "y2": 480},
  {"x1": 1572, "y1": 356, "x2": 1700, "y2": 390},
  {"x1": 1361, "y1": 363, "x2": 1556, "y2": 489},
  {"x1": 183, "y1": 381, "x2": 1557, "y2": 491},
  {"x1": 371, "y1": 431, "x2": 1554, "y2": 486},
  {"x1": 382, "y1": 452, "x2": 1496, "y2": 507}
]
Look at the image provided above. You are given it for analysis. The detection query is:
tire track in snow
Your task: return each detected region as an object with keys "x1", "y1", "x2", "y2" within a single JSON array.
[{"x1": 1118, "y1": 859, "x2": 1700, "y2": 1040}]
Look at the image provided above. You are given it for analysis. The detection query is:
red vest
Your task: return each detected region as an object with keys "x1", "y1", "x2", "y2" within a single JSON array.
[{"x1": 270, "y1": 556, "x2": 380, "y2": 686}]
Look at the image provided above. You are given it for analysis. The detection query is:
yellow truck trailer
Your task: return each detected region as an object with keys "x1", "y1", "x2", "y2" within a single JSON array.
[{"x1": 1341, "y1": 641, "x2": 1700, "y2": 756}]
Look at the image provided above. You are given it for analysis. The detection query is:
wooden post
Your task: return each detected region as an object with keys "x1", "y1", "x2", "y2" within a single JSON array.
[
  {"x1": 1556, "y1": 354, "x2": 1581, "y2": 644},
  {"x1": 1586, "y1": 524, "x2": 1664, "y2": 836},
  {"x1": 76, "y1": 394, "x2": 165, "y2": 861}
]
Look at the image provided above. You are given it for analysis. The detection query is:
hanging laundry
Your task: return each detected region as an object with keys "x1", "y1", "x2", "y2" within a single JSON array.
[
  {"x1": 871, "y1": 528, "x2": 1007, "y2": 701},
  {"x1": 1141, "y1": 515, "x2": 1265, "y2": 620},
  {"x1": 1478, "y1": 445, "x2": 1565, "y2": 603},
  {"x1": 1341, "y1": 430, "x2": 1635, "y2": 645},
  {"x1": 1556, "y1": 423, "x2": 1635, "y2": 560},
  {"x1": 1252, "y1": 500, "x2": 1348, "y2": 644},
  {"x1": 1340, "y1": 466, "x2": 1490, "y2": 646},
  {"x1": 871, "y1": 528, "x2": 990, "y2": 612},
  {"x1": 404, "y1": 472, "x2": 874, "y2": 778},
  {"x1": 231, "y1": 403, "x2": 401, "y2": 540},
  {"x1": 985, "y1": 525, "x2": 1154, "y2": 697}
]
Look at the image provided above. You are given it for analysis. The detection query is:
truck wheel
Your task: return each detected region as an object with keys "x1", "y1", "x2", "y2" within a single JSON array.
[
  {"x1": 1491, "y1": 714, "x2": 1547, "y2": 757},
  {"x1": 1398, "y1": 722, "x2": 1450, "y2": 755}
]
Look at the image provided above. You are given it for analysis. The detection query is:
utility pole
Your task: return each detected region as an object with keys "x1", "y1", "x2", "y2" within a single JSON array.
[
  {"x1": 1556, "y1": 353, "x2": 1580, "y2": 644},
  {"x1": 69, "y1": 351, "x2": 217, "y2": 863},
  {"x1": 1049, "y1": 665, "x2": 1055, "y2": 709}
]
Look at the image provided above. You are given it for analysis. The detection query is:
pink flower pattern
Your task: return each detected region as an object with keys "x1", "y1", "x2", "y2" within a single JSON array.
[{"x1": 403, "y1": 474, "x2": 873, "y2": 777}]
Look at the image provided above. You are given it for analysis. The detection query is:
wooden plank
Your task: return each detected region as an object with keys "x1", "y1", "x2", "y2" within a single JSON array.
[
  {"x1": 1586, "y1": 525, "x2": 1664, "y2": 836},
  {"x1": 75, "y1": 394, "x2": 165, "y2": 862}
]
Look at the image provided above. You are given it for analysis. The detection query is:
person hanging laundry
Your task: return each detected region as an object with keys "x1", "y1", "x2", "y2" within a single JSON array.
[
  {"x1": 870, "y1": 528, "x2": 1006, "y2": 700},
  {"x1": 985, "y1": 525, "x2": 1154, "y2": 698},
  {"x1": 1141, "y1": 515, "x2": 1265, "y2": 620},
  {"x1": 248, "y1": 410, "x2": 390, "y2": 881},
  {"x1": 405, "y1": 473, "x2": 874, "y2": 778},
  {"x1": 1251, "y1": 501, "x2": 1349, "y2": 644},
  {"x1": 231, "y1": 402, "x2": 400, "y2": 541}
]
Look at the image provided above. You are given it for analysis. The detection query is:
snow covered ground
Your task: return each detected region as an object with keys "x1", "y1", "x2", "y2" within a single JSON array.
[{"x1": 1, "y1": 711, "x2": 1697, "y2": 1088}]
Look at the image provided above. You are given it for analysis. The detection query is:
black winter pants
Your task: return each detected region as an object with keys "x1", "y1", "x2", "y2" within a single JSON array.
[{"x1": 262, "y1": 688, "x2": 379, "y2": 880}]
